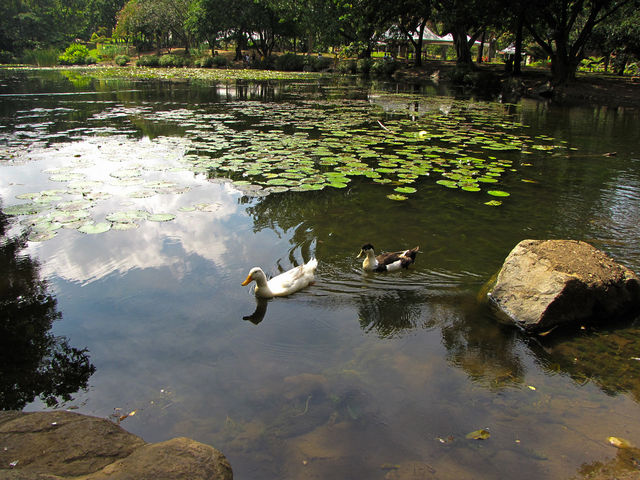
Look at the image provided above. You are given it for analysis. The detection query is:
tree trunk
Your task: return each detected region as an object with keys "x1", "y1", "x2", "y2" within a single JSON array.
[
  {"x1": 414, "y1": 21, "x2": 426, "y2": 67},
  {"x1": 452, "y1": 25, "x2": 472, "y2": 65},
  {"x1": 476, "y1": 30, "x2": 485, "y2": 63},
  {"x1": 234, "y1": 31, "x2": 247, "y2": 61},
  {"x1": 550, "y1": 54, "x2": 578, "y2": 84},
  {"x1": 513, "y1": 14, "x2": 523, "y2": 75}
]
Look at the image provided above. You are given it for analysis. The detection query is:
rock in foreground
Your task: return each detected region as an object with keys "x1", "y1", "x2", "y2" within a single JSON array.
[
  {"x1": 0, "y1": 411, "x2": 232, "y2": 480},
  {"x1": 487, "y1": 239, "x2": 640, "y2": 333}
]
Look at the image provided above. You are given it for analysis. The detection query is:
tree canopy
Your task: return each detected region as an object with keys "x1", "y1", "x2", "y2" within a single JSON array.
[{"x1": 2, "y1": 0, "x2": 639, "y2": 83}]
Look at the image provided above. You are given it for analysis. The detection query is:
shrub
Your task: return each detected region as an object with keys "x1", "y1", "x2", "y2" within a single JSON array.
[
  {"x1": 136, "y1": 55, "x2": 160, "y2": 67},
  {"x1": 315, "y1": 56, "x2": 333, "y2": 71},
  {"x1": 274, "y1": 53, "x2": 306, "y2": 71},
  {"x1": 213, "y1": 55, "x2": 229, "y2": 68},
  {"x1": 336, "y1": 59, "x2": 357, "y2": 74},
  {"x1": 252, "y1": 55, "x2": 275, "y2": 70},
  {"x1": 356, "y1": 58, "x2": 373, "y2": 74},
  {"x1": 59, "y1": 44, "x2": 91, "y2": 65},
  {"x1": 370, "y1": 59, "x2": 400, "y2": 76},
  {"x1": 194, "y1": 56, "x2": 214, "y2": 68},
  {"x1": 115, "y1": 55, "x2": 130, "y2": 66},
  {"x1": 0, "y1": 50, "x2": 17, "y2": 64},
  {"x1": 158, "y1": 54, "x2": 191, "y2": 67},
  {"x1": 20, "y1": 48, "x2": 59, "y2": 66}
]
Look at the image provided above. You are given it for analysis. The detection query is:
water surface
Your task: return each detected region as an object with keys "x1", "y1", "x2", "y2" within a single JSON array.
[{"x1": 1, "y1": 68, "x2": 640, "y2": 479}]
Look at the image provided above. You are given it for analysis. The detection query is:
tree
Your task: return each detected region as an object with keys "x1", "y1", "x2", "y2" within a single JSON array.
[
  {"x1": 523, "y1": 0, "x2": 636, "y2": 84},
  {"x1": 393, "y1": 0, "x2": 432, "y2": 66},
  {"x1": 0, "y1": 209, "x2": 95, "y2": 410},
  {"x1": 116, "y1": 0, "x2": 194, "y2": 53},
  {"x1": 430, "y1": 0, "x2": 493, "y2": 65},
  {"x1": 588, "y1": 2, "x2": 640, "y2": 74},
  {"x1": 332, "y1": 0, "x2": 396, "y2": 58},
  {"x1": 185, "y1": 0, "x2": 226, "y2": 54}
]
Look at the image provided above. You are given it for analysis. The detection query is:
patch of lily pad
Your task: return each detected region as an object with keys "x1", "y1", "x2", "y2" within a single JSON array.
[{"x1": 2, "y1": 82, "x2": 577, "y2": 242}]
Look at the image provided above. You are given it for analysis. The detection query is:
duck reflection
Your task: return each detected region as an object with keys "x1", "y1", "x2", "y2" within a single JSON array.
[
  {"x1": 243, "y1": 297, "x2": 269, "y2": 325},
  {"x1": 0, "y1": 206, "x2": 95, "y2": 410}
]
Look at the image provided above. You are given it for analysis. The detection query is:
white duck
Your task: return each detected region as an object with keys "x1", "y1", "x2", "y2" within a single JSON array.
[{"x1": 241, "y1": 258, "x2": 318, "y2": 298}]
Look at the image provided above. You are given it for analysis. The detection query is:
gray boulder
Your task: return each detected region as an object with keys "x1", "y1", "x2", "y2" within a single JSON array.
[
  {"x1": 487, "y1": 239, "x2": 640, "y2": 333},
  {"x1": 0, "y1": 411, "x2": 232, "y2": 480}
]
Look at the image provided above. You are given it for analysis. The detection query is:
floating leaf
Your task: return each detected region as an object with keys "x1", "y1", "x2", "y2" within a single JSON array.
[
  {"x1": 484, "y1": 200, "x2": 502, "y2": 207},
  {"x1": 147, "y1": 213, "x2": 176, "y2": 222},
  {"x1": 4, "y1": 203, "x2": 46, "y2": 216},
  {"x1": 28, "y1": 230, "x2": 57, "y2": 242},
  {"x1": 466, "y1": 429, "x2": 491, "y2": 440},
  {"x1": 487, "y1": 190, "x2": 510, "y2": 197},
  {"x1": 394, "y1": 186, "x2": 417, "y2": 194},
  {"x1": 387, "y1": 194, "x2": 408, "y2": 201},
  {"x1": 78, "y1": 222, "x2": 112, "y2": 234},
  {"x1": 106, "y1": 210, "x2": 148, "y2": 223},
  {"x1": 436, "y1": 179, "x2": 458, "y2": 189}
]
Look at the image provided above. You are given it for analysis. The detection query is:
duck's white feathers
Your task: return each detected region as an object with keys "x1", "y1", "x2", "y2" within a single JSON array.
[
  {"x1": 242, "y1": 258, "x2": 318, "y2": 298},
  {"x1": 357, "y1": 244, "x2": 419, "y2": 272}
]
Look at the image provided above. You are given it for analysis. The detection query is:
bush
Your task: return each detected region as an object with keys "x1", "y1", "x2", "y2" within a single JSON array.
[
  {"x1": 194, "y1": 56, "x2": 214, "y2": 68},
  {"x1": 20, "y1": 48, "x2": 59, "y2": 66},
  {"x1": 252, "y1": 56, "x2": 275, "y2": 70},
  {"x1": 195, "y1": 55, "x2": 229, "y2": 68},
  {"x1": 159, "y1": 54, "x2": 179, "y2": 67},
  {"x1": 115, "y1": 55, "x2": 130, "y2": 66},
  {"x1": 213, "y1": 55, "x2": 229, "y2": 68},
  {"x1": 59, "y1": 44, "x2": 92, "y2": 65},
  {"x1": 136, "y1": 55, "x2": 160, "y2": 67},
  {"x1": 356, "y1": 58, "x2": 373, "y2": 74},
  {"x1": 306, "y1": 55, "x2": 333, "y2": 71},
  {"x1": 370, "y1": 59, "x2": 400, "y2": 76},
  {"x1": 336, "y1": 59, "x2": 357, "y2": 74},
  {"x1": 0, "y1": 50, "x2": 16, "y2": 64},
  {"x1": 274, "y1": 53, "x2": 306, "y2": 71}
]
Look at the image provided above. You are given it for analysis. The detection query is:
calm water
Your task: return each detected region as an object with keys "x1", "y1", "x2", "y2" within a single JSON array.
[{"x1": 2, "y1": 68, "x2": 640, "y2": 479}]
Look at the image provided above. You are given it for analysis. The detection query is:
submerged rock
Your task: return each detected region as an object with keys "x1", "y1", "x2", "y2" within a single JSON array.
[
  {"x1": 487, "y1": 239, "x2": 640, "y2": 333},
  {"x1": 0, "y1": 411, "x2": 233, "y2": 480}
]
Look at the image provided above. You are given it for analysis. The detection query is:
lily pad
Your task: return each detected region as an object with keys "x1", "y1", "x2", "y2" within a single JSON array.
[
  {"x1": 106, "y1": 210, "x2": 149, "y2": 223},
  {"x1": 78, "y1": 222, "x2": 112, "y2": 234},
  {"x1": 28, "y1": 230, "x2": 57, "y2": 242},
  {"x1": 4, "y1": 203, "x2": 46, "y2": 216},
  {"x1": 436, "y1": 180, "x2": 459, "y2": 189},
  {"x1": 147, "y1": 213, "x2": 176, "y2": 222},
  {"x1": 487, "y1": 190, "x2": 510, "y2": 197},
  {"x1": 394, "y1": 186, "x2": 417, "y2": 194},
  {"x1": 387, "y1": 194, "x2": 408, "y2": 201}
]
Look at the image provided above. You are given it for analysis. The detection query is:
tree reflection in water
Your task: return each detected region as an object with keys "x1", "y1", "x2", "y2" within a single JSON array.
[{"x1": 0, "y1": 207, "x2": 95, "y2": 410}]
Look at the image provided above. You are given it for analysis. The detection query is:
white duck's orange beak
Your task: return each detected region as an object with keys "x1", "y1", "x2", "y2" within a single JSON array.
[{"x1": 241, "y1": 273, "x2": 253, "y2": 286}]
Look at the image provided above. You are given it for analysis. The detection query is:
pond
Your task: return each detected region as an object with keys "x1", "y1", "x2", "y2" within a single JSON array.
[{"x1": 1, "y1": 67, "x2": 640, "y2": 479}]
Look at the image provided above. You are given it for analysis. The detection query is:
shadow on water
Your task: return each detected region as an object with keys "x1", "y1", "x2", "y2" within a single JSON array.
[
  {"x1": 0, "y1": 204, "x2": 95, "y2": 410},
  {"x1": 526, "y1": 316, "x2": 640, "y2": 401}
]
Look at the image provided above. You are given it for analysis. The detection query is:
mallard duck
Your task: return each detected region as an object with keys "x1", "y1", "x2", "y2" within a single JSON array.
[
  {"x1": 241, "y1": 258, "x2": 318, "y2": 298},
  {"x1": 357, "y1": 244, "x2": 419, "y2": 272}
]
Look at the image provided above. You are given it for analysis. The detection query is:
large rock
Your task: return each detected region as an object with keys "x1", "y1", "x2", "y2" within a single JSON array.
[
  {"x1": 0, "y1": 411, "x2": 232, "y2": 480},
  {"x1": 487, "y1": 239, "x2": 640, "y2": 333}
]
